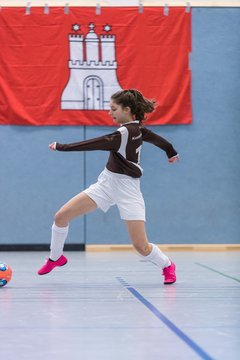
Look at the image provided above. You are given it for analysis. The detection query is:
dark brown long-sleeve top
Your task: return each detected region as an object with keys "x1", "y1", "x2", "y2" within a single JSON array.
[{"x1": 56, "y1": 121, "x2": 178, "y2": 178}]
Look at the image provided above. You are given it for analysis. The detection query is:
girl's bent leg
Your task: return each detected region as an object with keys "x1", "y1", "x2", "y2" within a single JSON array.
[
  {"x1": 126, "y1": 220, "x2": 176, "y2": 284},
  {"x1": 125, "y1": 220, "x2": 170, "y2": 268},
  {"x1": 125, "y1": 220, "x2": 152, "y2": 256},
  {"x1": 50, "y1": 192, "x2": 97, "y2": 260},
  {"x1": 126, "y1": 220, "x2": 176, "y2": 285},
  {"x1": 54, "y1": 192, "x2": 97, "y2": 227},
  {"x1": 38, "y1": 193, "x2": 97, "y2": 274}
]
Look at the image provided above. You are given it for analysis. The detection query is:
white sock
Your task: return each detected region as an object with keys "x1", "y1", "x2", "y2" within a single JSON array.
[
  {"x1": 141, "y1": 243, "x2": 171, "y2": 269},
  {"x1": 49, "y1": 223, "x2": 69, "y2": 261}
]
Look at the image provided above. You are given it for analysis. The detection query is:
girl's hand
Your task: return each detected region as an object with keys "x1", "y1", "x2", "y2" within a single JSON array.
[
  {"x1": 49, "y1": 142, "x2": 57, "y2": 151},
  {"x1": 168, "y1": 154, "x2": 179, "y2": 163}
]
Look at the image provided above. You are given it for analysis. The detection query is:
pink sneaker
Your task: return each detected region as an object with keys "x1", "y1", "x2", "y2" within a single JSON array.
[
  {"x1": 162, "y1": 261, "x2": 176, "y2": 284},
  {"x1": 38, "y1": 255, "x2": 68, "y2": 275}
]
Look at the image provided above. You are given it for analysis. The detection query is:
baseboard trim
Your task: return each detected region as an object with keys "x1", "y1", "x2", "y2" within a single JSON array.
[
  {"x1": 1, "y1": 244, "x2": 239, "y2": 252},
  {"x1": 85, "y1": 244, "x2": 240, "y2": 252},
  {"x1": 0, "y1": 244, "x2": 85, "y2": 251}
]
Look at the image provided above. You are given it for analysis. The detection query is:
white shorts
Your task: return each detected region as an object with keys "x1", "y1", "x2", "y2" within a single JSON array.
[{"x1": 83, "y1": 168, "x2": 146, "y2": 221}]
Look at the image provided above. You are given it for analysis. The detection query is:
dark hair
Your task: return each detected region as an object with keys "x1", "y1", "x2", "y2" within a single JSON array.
[{"x1": 111, "y1": 89, "x2": 156, "y2": 122}]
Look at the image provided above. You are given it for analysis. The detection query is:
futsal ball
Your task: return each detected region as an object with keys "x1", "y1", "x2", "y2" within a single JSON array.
[{"x1": 0, "y1": 262, "x2": 12, "y2": 287}]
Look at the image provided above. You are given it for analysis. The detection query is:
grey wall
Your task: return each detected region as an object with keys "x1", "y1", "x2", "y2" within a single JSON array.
[{"x1": 0, "y1": 8, "x2": 240, "y2": 247}]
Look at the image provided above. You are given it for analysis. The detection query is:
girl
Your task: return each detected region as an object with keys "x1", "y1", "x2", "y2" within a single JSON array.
[{"x1": 38, "y1": 89, "x2": 179, "y2": 284}]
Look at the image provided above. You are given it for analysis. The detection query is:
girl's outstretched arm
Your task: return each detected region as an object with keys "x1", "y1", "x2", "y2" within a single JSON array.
[
  {"x1": 141, "y1": 127, "x2": 179, "y2": 160},
  {"x1": 49, "y1": 132, "x2": 121, "y2": 152}
]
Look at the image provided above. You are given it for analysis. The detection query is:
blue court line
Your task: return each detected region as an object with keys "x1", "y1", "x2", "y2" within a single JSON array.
[
  {"x1": 195, "y1": 262, "x2": 240, "y2": 282},
  {"x1": 116, "y1": 277, "x2": 214, "y2": 360}
]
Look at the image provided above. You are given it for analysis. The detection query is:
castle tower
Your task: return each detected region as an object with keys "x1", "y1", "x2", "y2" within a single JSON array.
[
  {"x1": 86, "y1": 23, "x2": 99, "y2": 63},
  {"x1": 61, "y1": 23, "x2": 123, "y2": 110},
  {"x1": 100, "y1": 34, "x2": 116, "y2": 64},
  {"x1": 69, "y1": 34, "x2": 84, "y2": 63}
]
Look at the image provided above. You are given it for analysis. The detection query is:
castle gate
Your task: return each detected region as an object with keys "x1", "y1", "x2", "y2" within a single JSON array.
[{"x1": 84, "y1": 76, "x2": 104, "y2": 110}]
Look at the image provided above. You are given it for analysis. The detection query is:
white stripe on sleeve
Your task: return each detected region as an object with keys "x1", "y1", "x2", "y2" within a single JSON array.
[{"x1": 117, "y1": 126, "x2": 129, "y2": 158}]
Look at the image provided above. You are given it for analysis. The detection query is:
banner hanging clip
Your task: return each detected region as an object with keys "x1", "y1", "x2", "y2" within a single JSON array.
[
  {"x1": 164, "y1": 4, "x2": 169, "y2": 17},
  {"x1": 186, "y1": 2, "x2": 191, "y2": 13},
  {"x1": 25, "y1": 2, "x2": 31, "y2": 15},
  {"x1": 44, "y1": 3, "x2": 49, "y2": 15},
  {"x1": 64, "y1": 3, "x2": 69, "y2": 15},
  {"x1": 96, "y1": 3, "x2": 101, "y2": 15},
  {"x1": 138, "y1": 1, "x2": 143, "y2": 14}
]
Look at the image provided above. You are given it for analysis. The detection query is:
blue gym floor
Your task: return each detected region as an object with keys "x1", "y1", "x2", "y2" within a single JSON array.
[{"x1": 0, "y1": 251, "x2": 239, "y2": 360}]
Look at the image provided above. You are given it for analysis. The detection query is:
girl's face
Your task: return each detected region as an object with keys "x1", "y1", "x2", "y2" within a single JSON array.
[{"x1": 109, "y1": 100, "x2": 134, "y2": 124}]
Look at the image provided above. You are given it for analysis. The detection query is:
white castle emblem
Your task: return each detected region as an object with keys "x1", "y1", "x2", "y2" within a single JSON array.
[{"x1": 61, "y1": 23, "x2": 123, "y2": 110}]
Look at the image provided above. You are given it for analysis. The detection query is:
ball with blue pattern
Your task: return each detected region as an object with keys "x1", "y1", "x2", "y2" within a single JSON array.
[{"x1": 0, "y1": 262, "x2": 12, "y2": 287}]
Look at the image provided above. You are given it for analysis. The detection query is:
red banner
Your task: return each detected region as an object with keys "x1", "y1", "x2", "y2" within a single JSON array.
[{"x1": 0, "y1": 7, "x2": 192, "y2": 126}]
